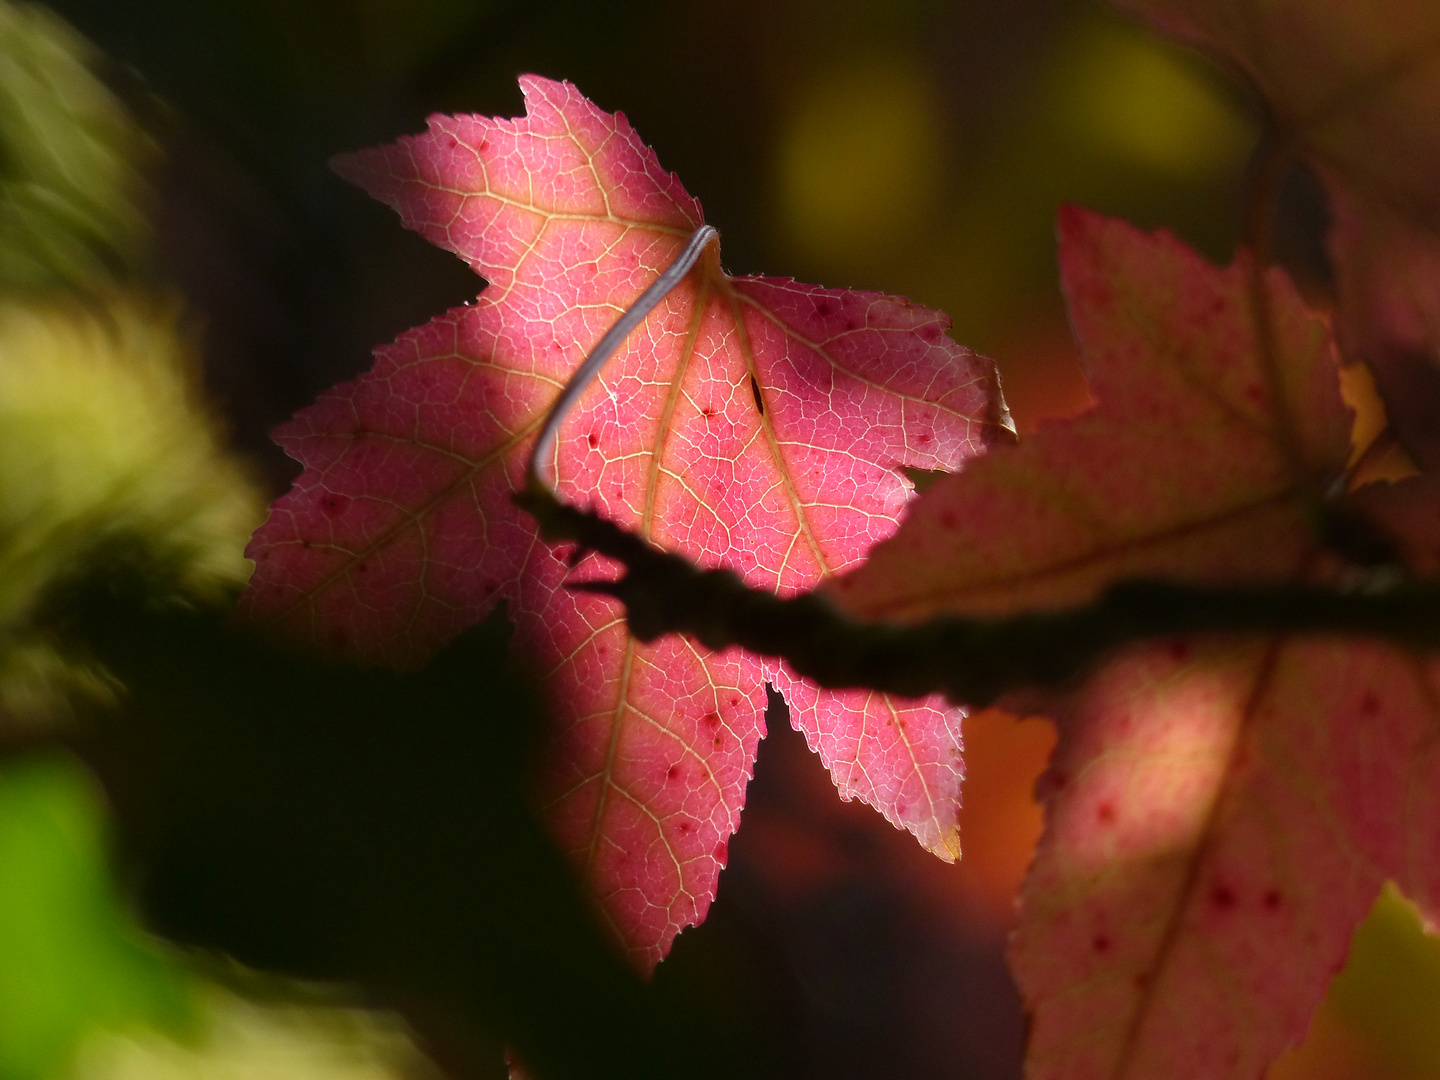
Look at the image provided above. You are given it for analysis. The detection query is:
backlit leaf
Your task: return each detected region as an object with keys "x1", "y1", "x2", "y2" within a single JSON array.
[
  {"x1": 242, "y1": 77, "x2": 1010, "y2": 966},
  {"x1": 832, "y1": 208, "x2": 1440, "y2": 1079}
]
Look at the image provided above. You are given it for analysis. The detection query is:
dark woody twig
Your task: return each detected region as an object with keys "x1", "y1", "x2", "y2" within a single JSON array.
[{"x1": 515, "y1": 482, "x2": 1440, "y2": 707}]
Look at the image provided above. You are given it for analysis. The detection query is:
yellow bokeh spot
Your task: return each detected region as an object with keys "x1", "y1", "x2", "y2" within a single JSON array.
[
  {"x1": 1062, "y1": 26, "x2": 1256, "y2": 179},
  {"x1": 774, "y1": 56, "x2": 943, "y2": 264}
]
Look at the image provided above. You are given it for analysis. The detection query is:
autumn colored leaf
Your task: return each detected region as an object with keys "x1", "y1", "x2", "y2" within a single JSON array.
[
  {"x1": 830, "y1": 207, "x2": 1440, "y2": 1079},
  {"x1": 1112, "y1": 0, "x2": 1440, "y2": 470},
  {"x1": 831, "y1": 208, "x2": 1351, "y2": 625},
  {"x1": 241, "y1": 76, "x2": 1008, "y2": 966}
]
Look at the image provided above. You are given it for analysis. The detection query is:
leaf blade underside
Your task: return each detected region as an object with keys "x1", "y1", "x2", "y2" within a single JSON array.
[
  {"x1": 830, "y1": 208, "x2": 1440, "y2": 1079},
  {"x1": 242, "y1": 76, "x2": 1008, "y2": 966}
]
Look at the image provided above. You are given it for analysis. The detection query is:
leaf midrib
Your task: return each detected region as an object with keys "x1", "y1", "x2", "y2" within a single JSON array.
[
  {"x1": 854, "y1": 485, "x2": 1307, "y2": 620},
  {"x1": 580, "y1": 272, "x2": 713, "y2": 885}
]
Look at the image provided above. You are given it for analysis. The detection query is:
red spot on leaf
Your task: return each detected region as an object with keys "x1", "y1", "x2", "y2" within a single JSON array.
[
  {"x1": 1043, "y1": 768, "x2": 1068, "y2": 795},
  {"x1": 1092, "y1": 934, "x2": 1111, "y2": 953},
  {"x1": 1096, "y1": 801, "x2": 1117, "y2": 824},
  {"x1": 1210, "y1": 884, "x2": 1236, "y2": 910}
]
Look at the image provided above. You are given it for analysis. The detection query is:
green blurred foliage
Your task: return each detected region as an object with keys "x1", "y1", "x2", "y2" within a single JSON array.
[
  {"x1": 0, "y1": 293, "x2": 258, "y2": 604},
  {"x1": 0, "y1": 1, "x2": 260, "y2": 737},
  {"x1": 67, "y1": 984, "x2": 440, "y2": 1080},
  {"x1": 0, "y1": 753, "x2": 447, "y2": 1080},
  {"x1": 0, "y1": 7, "x2": 433, "y2": 1080},
  {"x1": 935, "y1": 14, "x2": 1257, "y2": 347},
  {"x1": 0, "y1": 294, "x2": 261, "y2": 733},
  {"x1": 0, "y1": 754, "x2": 191, "y2": 1080},
  {"x1": 0, "y1": 3, "x2": 150, "y2": 290}
]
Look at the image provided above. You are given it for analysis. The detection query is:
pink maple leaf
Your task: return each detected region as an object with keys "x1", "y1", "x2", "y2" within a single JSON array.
[
  {"x1": 831, "y1": 207, "x2": 1440, "y2": 1079},
  {"x1": 242, "y1": 76, "x2": 1010, "y2": 967}
]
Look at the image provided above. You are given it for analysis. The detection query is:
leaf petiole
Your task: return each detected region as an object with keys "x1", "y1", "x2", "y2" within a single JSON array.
[{"x1": 527, "y1": 224, "x2": 719, "y2": 490}]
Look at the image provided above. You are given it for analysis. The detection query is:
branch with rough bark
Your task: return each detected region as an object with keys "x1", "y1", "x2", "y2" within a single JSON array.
[{"x1": 516, "y1": 482, "x2": 1440, "y2": 707}]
